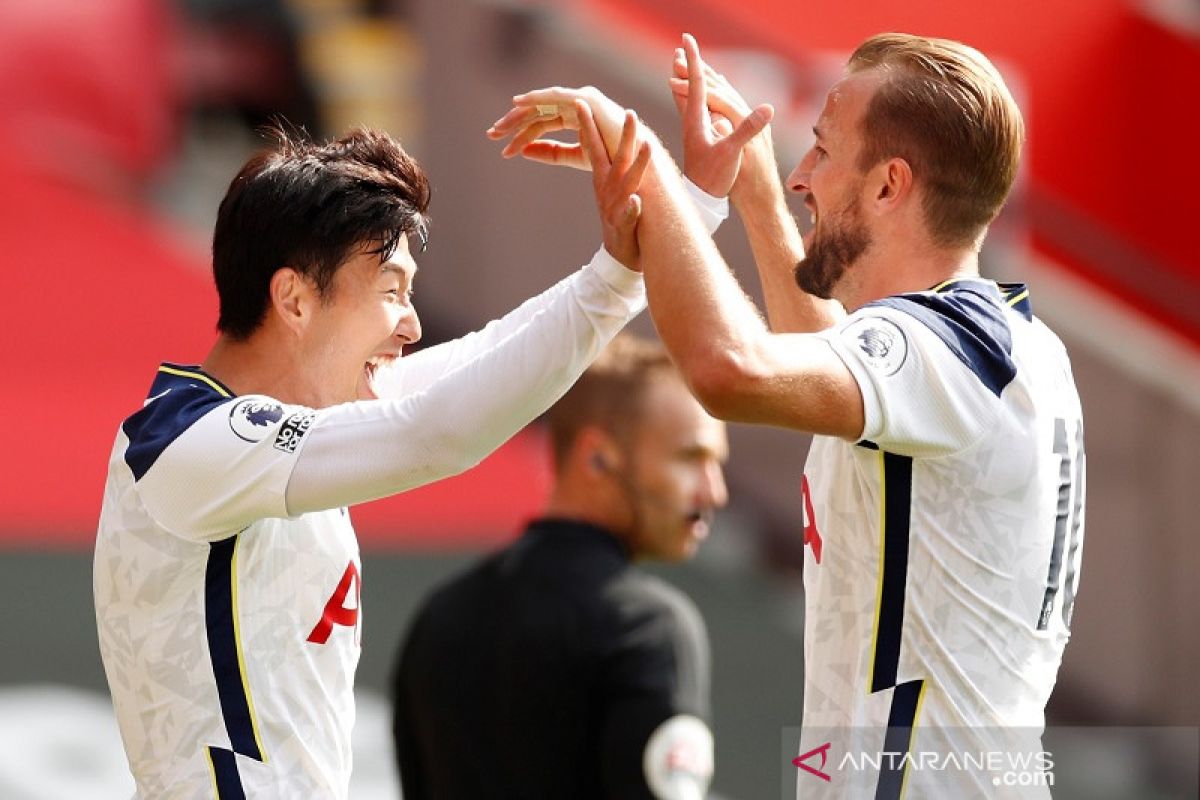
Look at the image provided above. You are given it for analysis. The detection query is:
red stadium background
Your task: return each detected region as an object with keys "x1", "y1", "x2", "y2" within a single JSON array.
[{"x1": 1, "y1": 0, "x2": 1197, "y2": 797}]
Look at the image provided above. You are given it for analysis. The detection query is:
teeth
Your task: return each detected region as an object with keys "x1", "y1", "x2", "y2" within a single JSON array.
[{"x1": 809, "y1": 212, "x2": 816, "y2": 225}]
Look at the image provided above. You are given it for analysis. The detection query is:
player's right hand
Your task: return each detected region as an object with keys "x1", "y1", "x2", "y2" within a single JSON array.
[{"x1": 666, "y1": 33, "x2": 773, "y2": 199}]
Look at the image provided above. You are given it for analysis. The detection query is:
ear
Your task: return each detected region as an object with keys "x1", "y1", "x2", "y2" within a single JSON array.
[
  {"x1": 574, "y1": 426, "x2": 625, "y2": 478},
  {"x1": 870, "y1": 157, "x2": 913, "y2": 214},
  {"x1": 269, "y1": 267, "x2": 316, "y2": 335}
]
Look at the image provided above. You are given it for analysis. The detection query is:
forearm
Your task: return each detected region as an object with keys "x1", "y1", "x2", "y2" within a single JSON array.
[
  {"x1": 635, "y1": 140, "x2": 861, "y2": 435},
  {"x1": 285, "y1": 256, "x2": 644, "y2": 514},
  {"x1": 375, "y1": 262, "x2": 580, "y2": 397},
  {"x1": 733, "y1": 146, "x2": 842, "y2": 333},
  {"x1": 635, "y1": 139, "x2": 769, "y2": 405}
]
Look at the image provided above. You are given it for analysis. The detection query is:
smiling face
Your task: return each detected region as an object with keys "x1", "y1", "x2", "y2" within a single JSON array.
[
  {"x1": 787, "y1": 70, "x2": 883, "y2": 304},
  {"x1": 618, "y1": 377, "x2": 729, "y2": 562},
  {"x1": 302, "y1": 234, "x2": 422, "y2": 406}
]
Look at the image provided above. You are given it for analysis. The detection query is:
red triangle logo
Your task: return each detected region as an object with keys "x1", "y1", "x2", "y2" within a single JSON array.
[{"x1": 792, "y1": 742, "x2": 832, "y2": 782}]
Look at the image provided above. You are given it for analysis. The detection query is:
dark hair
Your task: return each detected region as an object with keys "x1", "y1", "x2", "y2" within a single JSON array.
[
  {"x1": 212, "y1": 122, "x2": 431, "y2": 339},
  {"x1": 848, "y1": 33, "x2": 1024, "y2": 249},
  {"x1": 546, "y1": 334, "x2": 681, "y2": 470}
]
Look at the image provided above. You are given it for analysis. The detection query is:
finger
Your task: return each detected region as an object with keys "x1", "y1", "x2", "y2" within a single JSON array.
[
  {"x1": 608, "y1": 193, "x2": 642, "y2": 234},
  {"x1": 492, "y1": 101, "x2": 566, "y2": 133},
  {"x1": 509, "y1": 89, "x2": 584, "y2": 127},
  {"x1": 672, "y1": 49, "x2": 687, "y2": 79},
  {"x1": 501, "y1": 118, "x2": 566, "y2": 158},
  {"x1": 712, "y1": 115, "x2": 734, "y2": 138},
  {"x1": 669, "y1": 80, "x2": 686, "y2": 118},
  {"x1": 669, "y1": 77, "x2": 748, "y2": 124},
  {"x1": 612, "y1": 110, "x2": 639, "y2": 173},
  {"x1": 670, "y1": 70, "x2": 728, "y2": 93},
  {"x1": 487, "y1": 105, "x2": 542, "y2": 139},
  {"x1": 576, "y1": 99, "x2": 611, "y2": 183},
  {"x1": 512, "y1": 87, "x2": 572, "y2": 106},
  {"x1": 520, "y1": 140, "x2": 591, "y2": 171},
  {"x1": 682, "y1": 33, "x2": 711, "y2": 139},
  {"x1": 625, "y1": 193, "x2": 642, "y2": 224},
  {"x1": 673, "y1": 50, "x2": 725, "y2": 85},
  {"x1": 725, "y1": 103, "x2": 775, "y2": 150},
  {"x1": 616, "y1": 140, "x2": 653, "y2": 200}
]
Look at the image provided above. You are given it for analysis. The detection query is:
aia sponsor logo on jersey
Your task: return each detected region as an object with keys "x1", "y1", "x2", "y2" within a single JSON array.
[
  {"x1": 801, "y1": 475, "x2": 823, "y2": 564},
  {"x1": 308, "y1": 561, "x2": 362, "y2": 646}
]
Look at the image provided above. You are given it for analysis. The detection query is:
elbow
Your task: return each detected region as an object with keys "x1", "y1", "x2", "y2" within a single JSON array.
[
  {"x1": 413, "y1": 428, "x2": 490, "y2": 486},
  {"x1": 684, "y1": 347, "x2": 764, "y2": 422}
]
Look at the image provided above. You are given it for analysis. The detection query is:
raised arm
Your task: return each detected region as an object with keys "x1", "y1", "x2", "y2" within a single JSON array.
[
  {"x1": 284, "y1": 116, "x2": 652, "y2": 516},
  {"x1": 668, "y1": 36, "x2": 842, "y2": 334},
  {"x1": 284, "y1": 250, "x2": 644, "y2": 515},
  {"x1": 487, "y1": 78, "x2": 863, "y2": 439},
  {"x1": 378, "y1": 109, "x2": 649, "y2": 399},
  {"x1": 595, "y1": 108, "x2": 861, "y2": 437}
]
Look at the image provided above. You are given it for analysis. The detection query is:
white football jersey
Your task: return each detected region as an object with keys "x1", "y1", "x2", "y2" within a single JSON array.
[
  {"x1": 95, "y1": 252, "x2": 645, "y2": 798},
  {"x1": 96, "y1": 371, "x2": 364, "y2": 798},
  {"x1": 795, "y1": 279, "x2": 1084, "y2": 798}
]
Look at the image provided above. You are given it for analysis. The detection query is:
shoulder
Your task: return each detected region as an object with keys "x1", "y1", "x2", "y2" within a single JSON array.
[
  {"x1": 415, "y1": 552, "x2": 501, "y2": 619},
  {"x1": 121, "y1": 365, "x2": 240, "y2": 481},
  {"x1": 863, "y1": 280, "x2": 1030, "y2": 398},
  {"x1": 606, "y1": 571, "x2": 706, "y2": 643}
]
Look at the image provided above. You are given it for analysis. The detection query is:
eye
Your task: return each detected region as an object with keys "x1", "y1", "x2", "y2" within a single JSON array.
[{"x1": 814, "y1": 145, "x2": 827, "y2": 159}]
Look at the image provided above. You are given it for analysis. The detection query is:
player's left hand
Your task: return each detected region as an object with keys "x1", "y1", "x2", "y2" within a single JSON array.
[
  {"x1": 577, "y1": 100, "x2": 652, "y2": 271},
  {"x1": 668, "y1": 33, "x2": 773, "y2": 198}
]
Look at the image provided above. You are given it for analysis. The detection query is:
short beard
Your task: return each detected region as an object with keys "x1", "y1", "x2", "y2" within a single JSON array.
[{"x1": 794, "y1": 199, "x2": 872, "y2": 300}]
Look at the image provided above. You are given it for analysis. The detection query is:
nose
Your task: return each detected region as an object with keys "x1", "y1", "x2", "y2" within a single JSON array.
[
  {"x1": 786, "y1": 149, "x2": 815, "y2": 194},
  {"x1": 701, "y1": 461, "x2": 729, "y2": 510},
  {"x1": 396, "y1": 308, "x2": 422, "y2": 346}
]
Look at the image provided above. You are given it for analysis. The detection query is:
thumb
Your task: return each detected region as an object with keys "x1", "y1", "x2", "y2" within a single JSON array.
[
  {"x1": 726, "y1": 103, "x2": 774, "y2": 150},
  {"x1": 619, "y1": 194, "x2": 642, "y2": 226}
]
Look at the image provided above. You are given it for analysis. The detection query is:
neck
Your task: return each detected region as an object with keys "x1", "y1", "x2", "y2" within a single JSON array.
[
  {"x1": 202, "y1": 331, "x2": 313, "y2": 405},
  {"x1": 543, "y1": 476, "x2": 632, "y2": 546},
  {"x1": 841, "y1": 240, "x2": 980, "y2": 311}
]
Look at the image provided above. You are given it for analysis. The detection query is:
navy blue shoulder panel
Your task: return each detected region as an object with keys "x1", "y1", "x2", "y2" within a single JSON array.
[
  {"x1": 868, "y1": 285, "x2": 1017, "y2": 398},
  {"x1": 998, "y1": 282, "x2": 1034, "y2": 321},
  {"x1": 122, "y1": 367, "x2": 235, "y2": 481}
]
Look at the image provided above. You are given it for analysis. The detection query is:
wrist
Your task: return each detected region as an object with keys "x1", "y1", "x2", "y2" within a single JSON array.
[
  {"x1": 730, "y1": 169, "x2": 786, "y2": 214},
  {"x1": 682, "y1": 167, "x2": 732, "y2": 200}
]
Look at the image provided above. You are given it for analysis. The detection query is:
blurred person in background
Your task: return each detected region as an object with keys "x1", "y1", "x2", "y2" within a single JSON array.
[
  {"x1": 93, "y1": 117, "x2": 651, "y2": 797},
  {"x1": 392, "y1": 333, "x2": 728, "y2": 800},
  {"x1": 490, "y1": 30, "x2": 1084, "y2": 799}
]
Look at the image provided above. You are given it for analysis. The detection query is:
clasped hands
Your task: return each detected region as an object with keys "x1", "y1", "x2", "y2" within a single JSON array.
[{"x1": 486, "y1": 34, "x2": 774, "y2": 270}]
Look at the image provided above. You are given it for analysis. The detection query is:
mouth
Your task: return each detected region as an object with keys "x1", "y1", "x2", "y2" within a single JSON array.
[
  {"x1": 802, "y1": 195, "x2": 817, "y2": 250},
  {"x1": 360, "y1": 354, "x2": 398, "y2": 400},
  {"x1": 685, "y1": 509, "x2": 714, "y2": 540}
]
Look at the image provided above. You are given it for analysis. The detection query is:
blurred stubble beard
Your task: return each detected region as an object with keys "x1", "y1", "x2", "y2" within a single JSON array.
[{"x1": 793, "y1": 194, "x2": 872, "y2": 300}]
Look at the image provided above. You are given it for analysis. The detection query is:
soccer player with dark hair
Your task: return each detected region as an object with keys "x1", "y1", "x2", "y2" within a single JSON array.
[
  {"x1": 392, "y1": 333, "x2": 728, "y2": 799},
  {"x1": 491, "y1": 30, "x2": 1084, "y2": 798},
  {"x1": 93, "y1": 119, "x2": 653, "y2": 797}
]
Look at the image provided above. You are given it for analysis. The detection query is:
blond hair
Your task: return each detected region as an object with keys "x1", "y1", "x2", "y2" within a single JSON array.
[
  {"x1": 545, "y1": 334, "x2": 680, "y2": 470},
  {"x1": 849, "y1": 33, "x2": 1025, "y2": 248}
]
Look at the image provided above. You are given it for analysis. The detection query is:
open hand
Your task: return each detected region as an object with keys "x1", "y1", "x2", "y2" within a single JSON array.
[
  {"x1": 487, "y1": 86, "x2": 629, "y2": 170},
  {"x1": 576, "y1": 100, "x2": 652, "y2": 270},
  {"x1": 668, "y1": 33, "x2": 773, "y2": 197}
]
